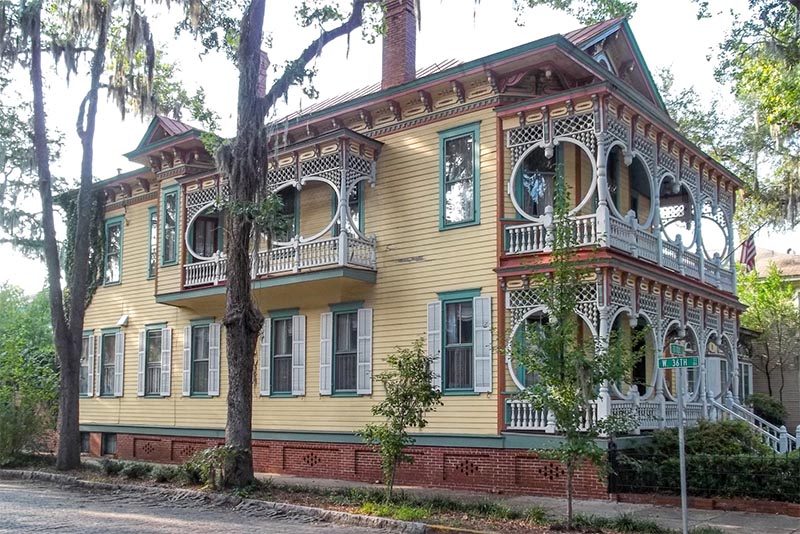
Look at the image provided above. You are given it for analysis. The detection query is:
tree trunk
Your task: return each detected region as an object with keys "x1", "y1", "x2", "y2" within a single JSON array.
[
  {"x1": 221, "y1": 0, "x2": 268, "y2": 488},
  {"x1": 566, "y1": 460, "x2": 575, "y2": 530},
  {"x1": 28, "y1": 0, "x2": 107, "y2": 470}
]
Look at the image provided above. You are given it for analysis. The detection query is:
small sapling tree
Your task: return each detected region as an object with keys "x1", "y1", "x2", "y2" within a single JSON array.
[
  {"x1": 512, "y1": 178, "x2": 640, "y2": 529},
  {"x1": 358, "y1": 338, "x2": 442, "y2": 501}
]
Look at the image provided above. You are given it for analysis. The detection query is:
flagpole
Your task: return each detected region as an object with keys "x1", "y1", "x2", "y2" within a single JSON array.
[{"x1": 722, "y1": 219, "x2": 770, "y2": 265}]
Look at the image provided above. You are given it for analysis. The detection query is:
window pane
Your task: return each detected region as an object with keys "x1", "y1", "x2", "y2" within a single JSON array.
[
  {"x1": 334, "y1": 312, "x2": 358, "y2": 391},
  {"x1": 272, "y1": 319, "x2": 293, "y2": 394},
  {"x1": 101, "y1": 334, "x2": 116, "y2": 396},
  {"x1": 444, "y1": 301, "x2": 473, "y2": 390},
  {"x1": 145, "y1": 330, "x2": 162, "y2": 395},
  {"x1": 273, "y1": 356, "x2": 292, "y2": 393},
  {"x1": 80, "y1": 337, "x2": 90, "y2": 395},
  {"x1": 192, "y1": 326, "x2": 209, "y2": 394},
  {"x1": 163, "y1": 192, "x2": 177, "y2": 263},
  {"x1": 149, "y1": 210, "x2": 158, "y2": 276},
  {"x1": 105, "y1": 223, "x2": 121, "y2": 283},
  {"x1": 443, "y1": 133, "x2": 474, "y2": 225},
  {"x1": 276, "y1": 189, "x2": 296, "y2": 242},
  {"x1": 445, "y1": 347, "x2": 473, "y2": 389},
  {"x1": 273, "y1": 319, "x2": 293, "y2": 356}
]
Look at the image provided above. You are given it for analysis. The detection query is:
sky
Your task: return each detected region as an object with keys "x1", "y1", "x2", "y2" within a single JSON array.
[{"x1": 5, "y1": 0, "x2": 786, "y2": 295}]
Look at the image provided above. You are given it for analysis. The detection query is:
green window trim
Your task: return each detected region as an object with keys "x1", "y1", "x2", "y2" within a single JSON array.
[
  {"x1": 160, "y1": 186, "x2": 180, "y2": 267},
  {"x1": 103, "y1": 216, "x2": 124, "y2": 286},
  {"x1": 269, "y1": 316, "x2": 294, "y2": 396},
  {"x1": 439, "y1": 122, "x2": 481, "y2": 231},
  {"x1": 331, "y1": 181, "x2": 364, "y2": 237},
  {"x1": 439, "y1": 292, "x2": 478, "y2": 394},
  {"x1": 98, "y1": 330, "x2": 118, "y2": 397},
  {"x1": 79, "y1": 332, "x2": 93, "y2": 397},
  {"x1": 190, "y1": 322, "x2": 211, "y2": 396},
  {"x1": 268, "y1": 308, "x2": 299, "y2": 319},
  {"x1": 331, "y1": 307, "x2": 359, "y2": 394},
  {"x1": 147, "y1": 206, "x2": 157, "y2": 279}
]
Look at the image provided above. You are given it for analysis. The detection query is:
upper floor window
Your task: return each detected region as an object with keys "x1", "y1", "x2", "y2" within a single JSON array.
[
  {"x1": 193, "y1": 214, "x2": 223, "y2": 258},
  {"x1": 440, "y1": 123, "x2": 480, "y2": 229},
  {"x1": 104, "y1": 217, "x2": 123, "y2": 285},
  {"x1": 275, "y1": 188, "x2": 297, "y2": 243},
  {"x1": 333, "y1": 183, "x2": 363, "y2": 236},
  {"x1": 515, "y1": 146, "x2": 562, "y2": 218},
  {"x1": 148, "y1": 208, "x2": 157, "y2": 278},
  {"x1": 162, "y1": 187, "x2": 179, "y2": 265}
]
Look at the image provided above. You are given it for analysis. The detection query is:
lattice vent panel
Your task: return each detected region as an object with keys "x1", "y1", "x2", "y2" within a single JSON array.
[
  {"x1": 507, "y1": 287, "x2": 547, "y2": 333},
  {"x1": 664, "y1": 299, "x2": 682, "y2": 322},
  {"x1": 633, "y1": 133, "x2": 655, "y2": 171},
  {"x1": 638, "y1": 292, "x2": 658, "y2": 321},
  {"x1": 267, "y1": 165, "x2": 298, "y2": 190},
  {"x1": 680, "y1": 166, "x2": 699, "y2": 196},
  {"x1": 723, "y1": 317, "x2": 736, "y2": 338},
  {"x1": 606, "y1": 116, "x2": 628, "y2": 145},
  {"x1": 658, "y1": 150, "x2": 677, "y2": 174},
  {"x1": 686, "y1": 306, "x2": 702, "y2": 330},
  {"x1": 507, "y1": 123, "x2": 544, "y2": 166},
  {"x1": 301, "y1": 153, "x2": 341, "y2": 186},
  {"x1": 554, "y1": 113, "x2": 597, "y2": 154},
  {"x1": 610, "y1": 283, "x2": 633, "y2": 309},
  {"x1": 186, "y1": 188, "x2": 219, "y2": 220}
]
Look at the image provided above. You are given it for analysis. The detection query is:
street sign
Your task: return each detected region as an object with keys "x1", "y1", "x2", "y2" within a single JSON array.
[
  {"x1": 669, "y1": 342, "x2": 685, "y2": 357},
  {"x1": 658, "y1": 357, "x2": 699, "y2": 369}
]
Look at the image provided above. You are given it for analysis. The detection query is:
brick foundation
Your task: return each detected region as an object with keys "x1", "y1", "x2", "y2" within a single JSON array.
[{"x1": 105, "y1": 432, "x2": 608, "y2": 499}]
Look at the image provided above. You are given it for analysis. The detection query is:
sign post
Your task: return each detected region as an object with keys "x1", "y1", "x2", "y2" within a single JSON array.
[{"x1": 663, "y1": 341, "x2": 695, "y2": 534}]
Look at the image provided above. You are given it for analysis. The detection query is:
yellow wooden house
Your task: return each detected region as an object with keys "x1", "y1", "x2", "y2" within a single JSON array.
[{"x1": 80, "y1": 3, "x2": 772, "y2": 495}]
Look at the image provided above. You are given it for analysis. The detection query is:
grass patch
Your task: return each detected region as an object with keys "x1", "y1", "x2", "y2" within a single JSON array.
[
  {"x1": 524, "y1": 505, "x2": 550, "y2": 526},
  {"x1": 573, "y1": 513, "x2": 673, "y2": 534},
  {"x1": 690, "y1": 528, "x2": 724, "y2": 534},
  {"x1": 359, "y1": 501, "x2": 431, "y2": 521}
]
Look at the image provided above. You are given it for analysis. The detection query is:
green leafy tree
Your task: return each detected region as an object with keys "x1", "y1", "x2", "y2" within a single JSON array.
[
  {"x1": 512, "y1": 180, "x2": 639, "y2": 530},
  {"x1": 738, "y1": 262, "x2": 800, "y2": 403},
  {"x1": 358, "y1": 338, "x2": 442, "y2": 500},
  {"x1": 0, "y1": 285, "x2": 57, "y2": 464}
]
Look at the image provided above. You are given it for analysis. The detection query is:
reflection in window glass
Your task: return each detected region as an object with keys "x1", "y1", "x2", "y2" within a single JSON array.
[
  {"x1": 272, "y1": 318, "x2": 293, "y2": 393},
  {"x1": 334, "y1": 312, "x2": 358, "y2": 392},
  {"x1": 104, "y1": 222, "x2": 122, "y2": 284},
  {"x1": 163, "y1": 191, "x2": 178, "y2": 264},
  {"x1": 443, "y1": 133, "x2": 475, "y2": 225}
]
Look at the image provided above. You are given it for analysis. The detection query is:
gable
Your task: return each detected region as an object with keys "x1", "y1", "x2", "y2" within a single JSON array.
[
  {"x1": 566, "y1": 18, "x2": 666, "y2": 113},
  {"x1": 134, "y1": 115, "x2": 195, "y2": 152}
]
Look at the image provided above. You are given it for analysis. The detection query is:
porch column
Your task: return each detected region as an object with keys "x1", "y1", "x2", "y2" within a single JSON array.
[
  {"x1": 596, "y1": 293, "x2": 612, "y2": 426},
  {"x1": 594, "y1": 113, "x2": 609, "y2": 244},
  {"x1": 338, "y1": 142, "x2": 349, "y2": 266}
]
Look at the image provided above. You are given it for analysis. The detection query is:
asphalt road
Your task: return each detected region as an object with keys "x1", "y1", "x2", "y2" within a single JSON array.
[{"x1": 0, "y1": 479, "x2": 388, "y2": 533}]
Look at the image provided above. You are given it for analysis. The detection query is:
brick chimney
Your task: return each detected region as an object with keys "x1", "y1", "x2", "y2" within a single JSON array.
[{"x1": 382, "y1": 0, "x2": 417, "y2": 90}]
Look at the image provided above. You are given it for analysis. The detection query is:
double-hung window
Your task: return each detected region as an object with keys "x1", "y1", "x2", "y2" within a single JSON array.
[
  {"x1": 259, "y1": 313, "x2": 306, "y2": 396},
  {"x1": 104, "y1": 217, "x2": 123, "y2": 284},
  {"x1": 319, "y1": 306, "x2": 372, "y2": 396},
  {"x1": 162, "y1": 187, "x2": 179, "y2": 265},
  {"x1": 275, "y1": 188, "x2": 297, "y2": 243},
  {"x1": 148, "y1": 207, "x2": 157, "y2": 278},
  {"x1": 427, "y1": 291, "x2": 492, "y2": 394},
  {"x1": 182, "y1": 322, "x2": 220, "y2": 397},
  {"x1": 99, "y1": 330, "x2": 125, "y2": 397},
  {"x1": 738, "y1": 361, "x2": 753, "y2": 400},
  {"x1": 137, "y1": 327, "x2": 172, "y2": 397},
  {"x1": 440, "y1": 123, "x2": 480, "y2": 229},
  {"x1": 79, "y1": 334, "x2": 94, "y2": 396}
]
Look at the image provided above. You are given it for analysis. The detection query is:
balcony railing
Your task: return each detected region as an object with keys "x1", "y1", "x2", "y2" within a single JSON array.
[
  {"x1": 184, "y1": 235, "x2": 377, "y2": 288},
  {"x1": 504, "y1": 212, "x2": 735, "y2": 294}
]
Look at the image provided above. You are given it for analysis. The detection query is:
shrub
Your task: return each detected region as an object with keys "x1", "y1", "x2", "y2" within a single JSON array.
[
  {"x1": 359, "y1": 502, "x2": 431, "y2": 521},
  {"x1": 99, "y1": 458, "x2": 126, "y2": 476},
  {"x1": 748, "y1": 394, "x2": 788, "y2": 427},
  {"x1": 119, "y1": 462, "x2": 153, "y2": 480},
  {"x1": 646, "y1": 420, "x2": 772, "y2": 457},
  {"x1": 182, "y1": 446, "x2": 239, "y2": 489},
  {"x1": 151, "y1": 465, "x2": 181, "y2": 483}
]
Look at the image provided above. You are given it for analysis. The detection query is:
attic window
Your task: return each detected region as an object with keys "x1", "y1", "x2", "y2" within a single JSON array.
[{"x1": 594, "y1": 52, "x2": 615, "y2": 74}]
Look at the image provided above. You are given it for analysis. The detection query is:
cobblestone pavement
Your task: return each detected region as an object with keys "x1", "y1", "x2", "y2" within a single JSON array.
[{"x1": 0, "y1": 479, "x2": 388, "y2": 534}]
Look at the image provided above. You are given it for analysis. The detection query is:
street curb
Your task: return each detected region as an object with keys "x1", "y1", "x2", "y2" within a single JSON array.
[{"x1": 0, "y1": 469, "x2": 427, "y2": 534}]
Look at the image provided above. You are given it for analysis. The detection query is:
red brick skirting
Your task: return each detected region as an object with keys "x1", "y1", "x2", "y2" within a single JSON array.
[
  {"x1": 89, "y1": 432, "x2": 608, "y2": 499},
  {"x1": 612, "y1": 493, "x2": 800, "y2": 517}
]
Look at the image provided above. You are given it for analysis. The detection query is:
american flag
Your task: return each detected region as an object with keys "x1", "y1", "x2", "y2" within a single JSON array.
[{"x1": 740, "y1": 234, "x2": 757, "y2": 272}]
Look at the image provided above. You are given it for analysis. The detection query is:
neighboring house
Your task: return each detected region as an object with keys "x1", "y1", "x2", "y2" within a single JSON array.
[
  {"x1": 78, "y1": 3, "x2": 752, "y2": 495},
  {"x1": 739, "y1": 249, "x2": 800, "y2": 430}
]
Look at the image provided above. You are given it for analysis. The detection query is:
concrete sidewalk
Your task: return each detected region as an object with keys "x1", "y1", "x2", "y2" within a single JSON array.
[{"x1": 256, "y1": 472, "x2": 800, "y2": 534}]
